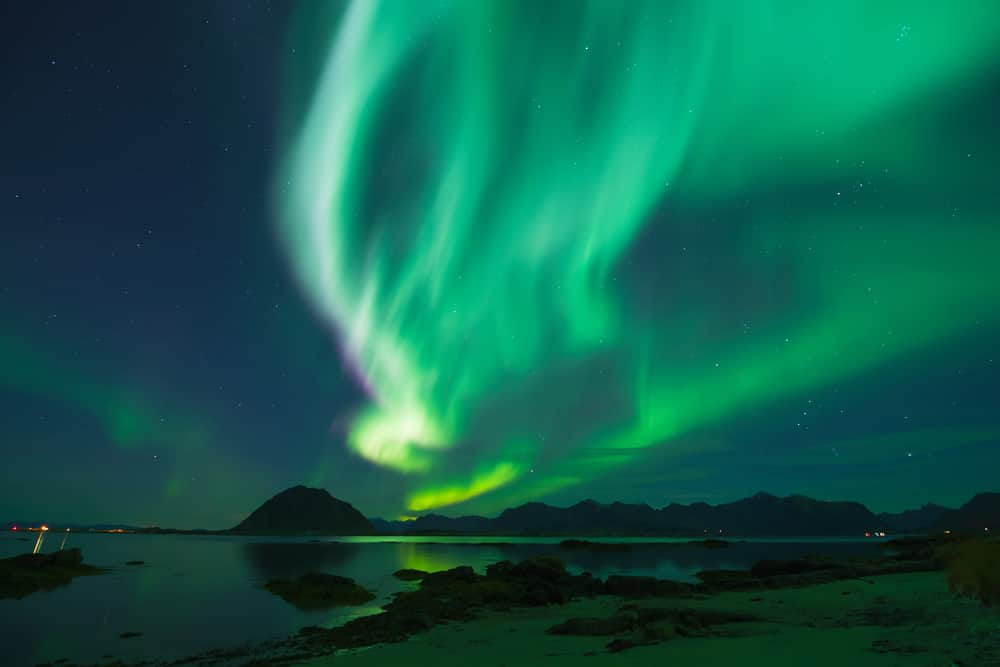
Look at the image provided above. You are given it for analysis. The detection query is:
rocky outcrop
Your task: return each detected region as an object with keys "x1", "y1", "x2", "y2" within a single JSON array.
[
  {"x1": 264, "y1": 572, "x2": 375, "y2": 609},
  {"x1": 299, "y1": 557, "x2": 603, "y2": 650},
  {"x1": 0, "y1": 548, "x2": 105, "y2": 599},
  {"x1": 696, "y1": 553, "x2": 939, "y2": 592},
  {"x1": 547, "y1": 605, "x2": 757, "y2": 652}
]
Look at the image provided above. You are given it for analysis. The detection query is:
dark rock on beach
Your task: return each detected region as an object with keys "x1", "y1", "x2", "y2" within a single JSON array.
[
  {"x1": 548, "y1": 614, "x2": 636, "y2": 636},
  {"x1": 278, "y1": 537, "x2": 959, "y2": 658},
  {"x1": 604, "y1": 574, "x2": 695, "y2": 598},
  {"x1": 548, "y1": 605, "x2": 757, "y2": 652},
  {"x1": 298, "y1": 557, "x2": 603, "y2": 650},
  {"x1": 264, "y1": 572, "x2": 375, "y2": 609},
  {"x1": 696, "y1": 552, "x2": 939, "y2": 592},
  {"x1": 750, "y1": 558, "x2": 840, "y2": 578},
  {"x1": 392, "y1": 568, "x2": 428, "y2": 581}
]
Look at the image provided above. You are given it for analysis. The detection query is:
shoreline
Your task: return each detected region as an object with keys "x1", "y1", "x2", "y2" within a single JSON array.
[
  {"x1": 307, "y1": 570, "x2": 998, "y2": 667},
  {"x1": 29, "y1": 537, "x2": 1000, "y2": 667}
]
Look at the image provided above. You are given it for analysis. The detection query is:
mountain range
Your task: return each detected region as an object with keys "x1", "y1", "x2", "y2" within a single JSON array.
[
  {"x1": 8, "y1": 488, "x2": 994, "y2": 537},
  {"x1": 929, "y1": 492, "x2": 999, "y2": 532},
  {"x1": 371, "y1": 492, "x2": 998, "y2": 536}
]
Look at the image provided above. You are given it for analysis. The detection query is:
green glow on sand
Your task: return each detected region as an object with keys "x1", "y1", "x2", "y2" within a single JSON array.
[{"x1": 279, "y1": 1, "x2": 1000, "y2": 511}]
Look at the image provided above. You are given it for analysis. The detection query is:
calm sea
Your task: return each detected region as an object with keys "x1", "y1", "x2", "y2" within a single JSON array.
[{"x1": 0, "y1": 532, "x2": 887, "y2": 666}]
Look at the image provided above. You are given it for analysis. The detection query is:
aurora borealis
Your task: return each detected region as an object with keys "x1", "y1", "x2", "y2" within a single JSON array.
[
  {"x1": 2, "y1": 1, "x2": 1000, "y2": 526},
  {"x1": 278, "y1": 1, "x2": 1000, "y2": 512}
]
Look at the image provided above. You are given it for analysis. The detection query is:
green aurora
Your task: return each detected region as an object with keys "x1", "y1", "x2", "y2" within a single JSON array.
[{"x1": 277, "y1": 1, "x2": 1000, "y2": 512}]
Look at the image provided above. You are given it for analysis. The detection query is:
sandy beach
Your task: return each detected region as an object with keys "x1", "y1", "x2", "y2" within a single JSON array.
[{"x1": 306, "y1": 571, "x2": 998, "y2": 667}]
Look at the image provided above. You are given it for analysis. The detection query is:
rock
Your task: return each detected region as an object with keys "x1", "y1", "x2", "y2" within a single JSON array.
[
  {"x1": 297, "y1": 557, "x2": 606, "y2": 651},
  {"x1": 485, "y1": 560, "x2": 514, "y2": 578},
  {"x1": 0, "y1": 549, "x2": 104, "y2": 599},
  {"x1": 421, "y1": 566, "x2": 477, "y2": 586},
  {"x1": 750, "y1": 558, "x2": 837, "y2": 578},
  {"x1": 264, "y1": 572, "x2": 375, "y2": 609},
  {"x1": 547, "y1": 615, "x2": 636, "y2": 636},
  {"x1": 548, "y1": 606, "x2": 756, "y2": 652},
  {"x1": 655, "y1": 579, "x2": 695, "y2": 596},
  {"x1": 694, "y1": 552, "x2": 939, "y2": 593},
  {"x1": 47, "y1": 549, "x2": 84, "y2": 567},
  {"x1": 393, "y1": 568, "x2": 428, "y2": 581},
  {"x1": 606, "y1": 638, "x2": 636, "y2": 652},
  {"x1": 696, "y1": 568, "x2": 766, "y2": 591},
  {"x1": 605, "y1": 575, "x2": 659, "y2": 597},
  {"x1": 125, "y1": 560, "x2": 145, "y2": 566},
  {"x1": 509, "y1": 556, "x2": 567, "y2": 581}
]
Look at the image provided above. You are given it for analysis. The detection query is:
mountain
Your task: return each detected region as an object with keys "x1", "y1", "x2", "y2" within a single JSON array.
[
  {"x1": 494, "y1": 500, "x2": 664, "y2": 534},
  {"x1": 656, "y1": 493, "x2": 879, "y2": 536},
  {"x1": 372, "y1": 514, "x2": 493, "y2": 534},
  {"x1": 370, "y1": 492, "x2": 889, "y2": 536},
  {"x1": 231, "y1": 486, "x2": 374, "y2": 535},
  {"x1": 494, "y1": 493, "x2": 880, "y2": 536},
  {"x1": 930, "y1": 493, "x2": 1000, "y2": 532},
  {"x1": 877, "y1": 504, "x2": 951, "y2": 533}
]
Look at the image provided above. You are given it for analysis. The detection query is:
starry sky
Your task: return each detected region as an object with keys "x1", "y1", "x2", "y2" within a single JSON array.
[{"x1": 2, "y1": 1, "x2": 999, "y2": 527}]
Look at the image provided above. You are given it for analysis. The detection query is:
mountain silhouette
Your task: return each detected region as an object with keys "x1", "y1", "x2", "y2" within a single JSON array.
[
  {"x1": 877, "y1": 503, "x2": 951, "y2": 533},
  {"x1": 930, "y1": 493, "x2": 999, "y2": 533},
  {"x1": 371, "y1": 492, "x2": 923, "y2": 536},
  {"x1": 232, "y1": 485, "x2": 374, "y2": 535}
]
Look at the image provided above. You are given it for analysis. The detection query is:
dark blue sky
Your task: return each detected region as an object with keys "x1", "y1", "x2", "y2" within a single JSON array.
[{"x1": 2, "y1": 1, "x2": 998, "y2": 526}]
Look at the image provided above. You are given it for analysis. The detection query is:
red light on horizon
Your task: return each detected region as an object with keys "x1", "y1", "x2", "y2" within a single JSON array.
[{"x1": 11, "y1": 526, "x2": 16, "y2": 531}]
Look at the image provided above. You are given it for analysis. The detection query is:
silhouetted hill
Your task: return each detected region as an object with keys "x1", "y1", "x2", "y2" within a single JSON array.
[
  {"x1": 495, "y1": 500, "x2": 663, "y2": 533},
  {"x1": 877, "y1": 504, "x2": 951, "y2": 533},
  {"x1": 930, "y1": 493, "x2": 1000, "y2": 532},
  {"x1": 658, "y1": 493, "x2": 878, "y2": 536},
  {"x1": 372, "y1": 492, "x2": 897, "y2": 536},
  {"x1": 371, "y1": 514, "x2": 492, "y2": 534},
  {"x1": 232, "y1": 486, "x2": 374, "y2": 535}
]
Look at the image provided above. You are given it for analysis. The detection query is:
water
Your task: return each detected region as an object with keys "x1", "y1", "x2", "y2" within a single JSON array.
[{"x1": 0, "y1": 532, "x2": 887, "y2": 666}]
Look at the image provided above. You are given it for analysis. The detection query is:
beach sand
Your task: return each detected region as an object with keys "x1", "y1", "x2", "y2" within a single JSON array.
[{"x1": 305, "y1": 572, "x2": 999, "y2": 666}]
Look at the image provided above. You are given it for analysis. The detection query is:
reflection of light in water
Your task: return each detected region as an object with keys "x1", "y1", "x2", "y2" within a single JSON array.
[
  {"x1": 395, "y1": 542, "x2": 462, "y2": 574},
  {"x1": 59, "y1": 529, "x2": 70, "y2": 550},
  {"x1": 32, "y1": 525, "x2": 49, "y2": 554}
]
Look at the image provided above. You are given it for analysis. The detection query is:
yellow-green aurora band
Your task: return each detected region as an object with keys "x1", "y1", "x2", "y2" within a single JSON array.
[{"x1": 277, "y1": 1, "x2": 1000, "y2": 512}]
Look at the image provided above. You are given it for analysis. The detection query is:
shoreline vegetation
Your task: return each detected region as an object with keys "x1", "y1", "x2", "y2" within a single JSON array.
[{"x1": 38, "y1": 533, "x2": 997, "y2": 667}]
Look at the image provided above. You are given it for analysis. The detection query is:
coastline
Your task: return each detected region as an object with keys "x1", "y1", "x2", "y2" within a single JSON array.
[
  {"x1": 307, "y1": 571, "x2": 997, "y2": 667},
  {"x1": 20, "y1": 536, "x2": 999, "y2": 666}
]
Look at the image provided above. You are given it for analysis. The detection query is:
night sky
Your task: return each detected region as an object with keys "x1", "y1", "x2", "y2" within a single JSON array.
[{"x1": 2, "y1": 1, "x2": 999, "y2": 528}]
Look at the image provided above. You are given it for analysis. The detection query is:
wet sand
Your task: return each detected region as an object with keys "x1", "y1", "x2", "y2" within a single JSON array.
[{"x1": 307, "y1": 572, "x2": 999, "y2": 667}]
